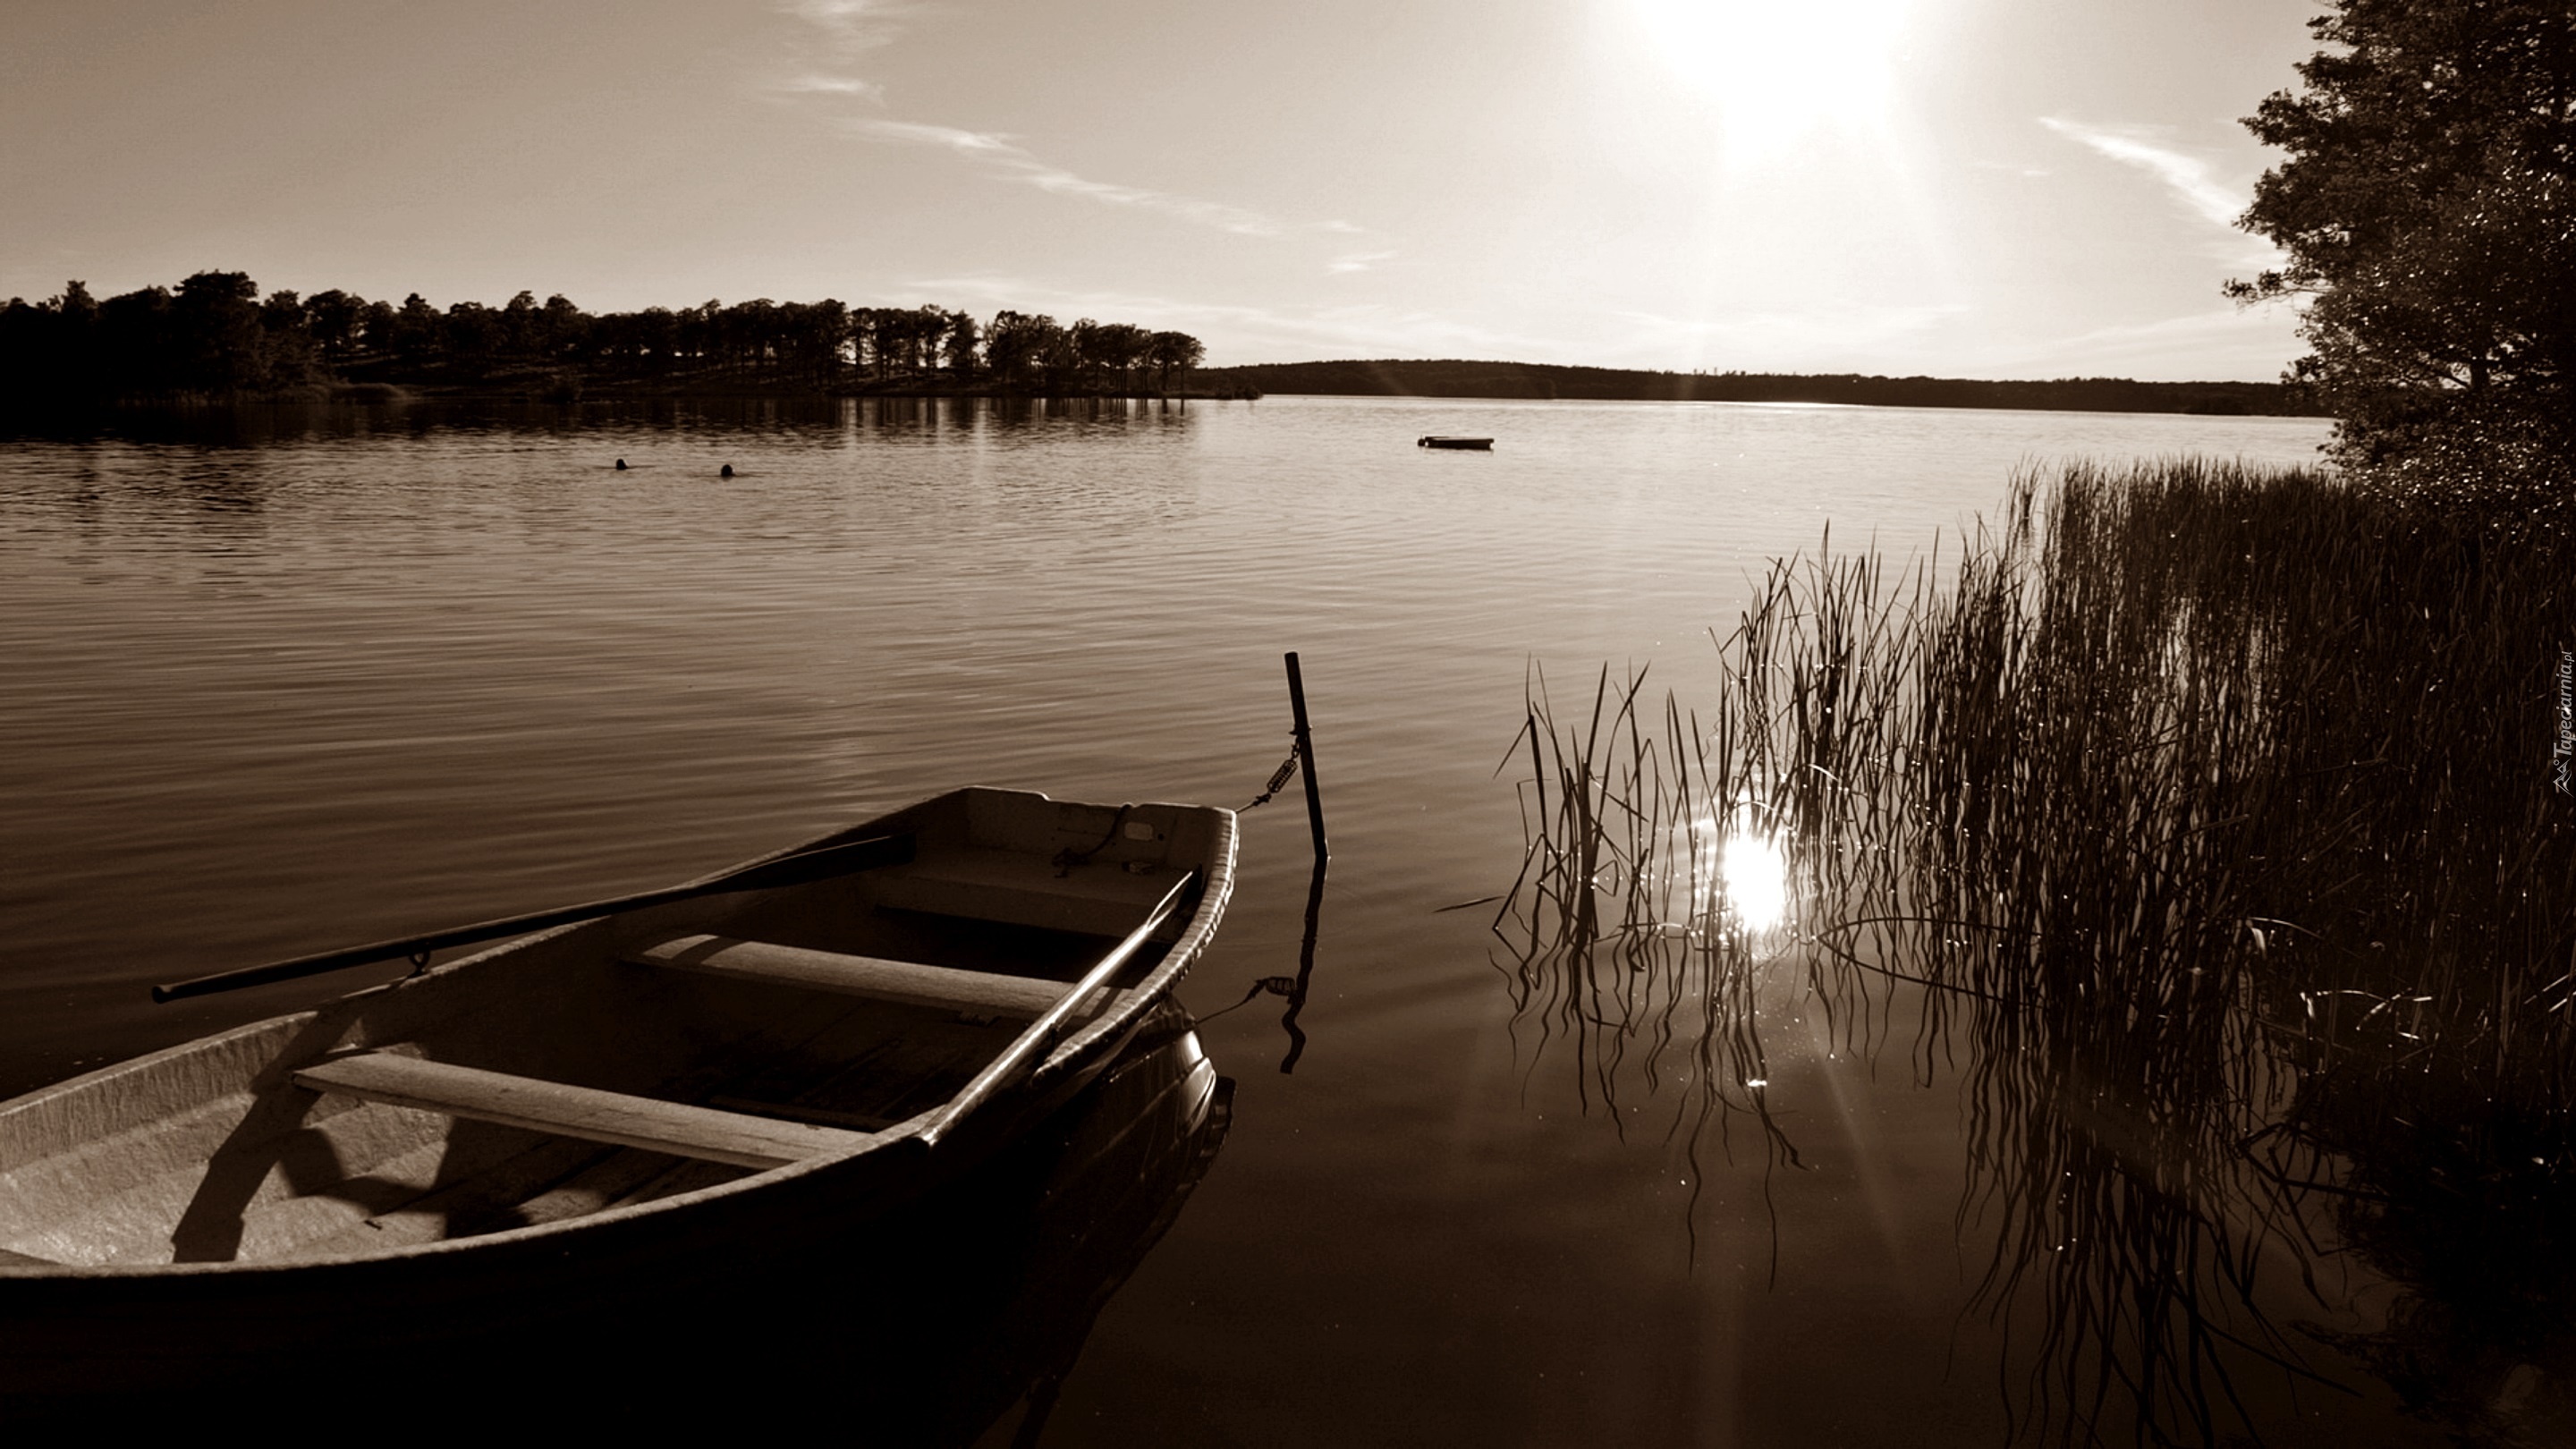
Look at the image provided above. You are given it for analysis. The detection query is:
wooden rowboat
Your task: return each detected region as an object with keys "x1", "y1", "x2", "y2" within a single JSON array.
[
  {"x1": 0, "y1": 786, "x2": 1235, "y2": 1408},
  {"x1": 1417, "y1": 435, "x2": 1494, "y2": 450}
]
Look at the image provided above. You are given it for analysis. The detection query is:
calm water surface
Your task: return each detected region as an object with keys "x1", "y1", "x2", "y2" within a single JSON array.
[{"x1": 6, "y1": 395, "x2": 2427, "y2": 1444}]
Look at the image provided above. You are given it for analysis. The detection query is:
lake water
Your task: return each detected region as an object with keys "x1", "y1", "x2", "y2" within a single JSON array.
[{"x1": 3, "y1": 394, "x2": 2438, "y2": 1444}]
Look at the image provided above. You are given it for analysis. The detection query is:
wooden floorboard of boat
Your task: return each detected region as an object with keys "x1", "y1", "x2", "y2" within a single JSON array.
[
  {"x1": 284, "y1": 1136, "x2": 632, "y2": 1258},
  {"x1": 600, "y1": 1155, "x2": 746, "y2": 1213},
  {"x1": 494, "y1": 1144, "x2": 718, "y2": 1230},
  {"x1": 796, "y1": 1015, "x2": 1008, "y2": 1126},
  {"x1": 706, "y1": 1096, "x2": 903, "y2": 1131},
  {"x1": 708, "y1": 1005, "x2": 1005, "y2": 1130},
  {"x1": 224, "y1": 1124, "x2": 532, "y2": 1264}
]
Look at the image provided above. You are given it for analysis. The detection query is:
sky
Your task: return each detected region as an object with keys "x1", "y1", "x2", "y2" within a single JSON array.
[{"x1": 0, "y1": 0, "x2": 2326, "y2": 380}]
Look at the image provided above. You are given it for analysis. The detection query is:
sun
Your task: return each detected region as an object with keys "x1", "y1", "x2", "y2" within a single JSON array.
[{"x1": 1623, "y1": 0, "x2": 1918, "y2": 165}]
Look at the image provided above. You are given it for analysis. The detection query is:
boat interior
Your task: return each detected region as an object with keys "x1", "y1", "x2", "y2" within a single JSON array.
[{"x1": 0, "y1": 790, "x2": 1230, "y2": 1271}]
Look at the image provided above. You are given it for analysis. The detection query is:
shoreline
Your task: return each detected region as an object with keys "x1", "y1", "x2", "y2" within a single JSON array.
[
  {"x1": 1, "y1": 369, "x2": 2329, "y2": 421},
  {"x1": 1191, "y1": 359, "x2": 2319, "y2": 418}
]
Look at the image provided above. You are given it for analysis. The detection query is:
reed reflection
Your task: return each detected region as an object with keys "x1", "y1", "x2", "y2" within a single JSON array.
[
  {"x1": 1501, "y1": 460, "x2": 2576, "y2": 1444},
  {"x1": 1496, "y1": 665, "x2": 1810, "y2": 1247}
]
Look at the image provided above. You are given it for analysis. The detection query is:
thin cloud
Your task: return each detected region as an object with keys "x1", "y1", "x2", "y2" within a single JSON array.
[
  {"x1": 770, "y1": 4, "x2": 1364, "y2": 243},
  {"x1": 846, "y1": 119, "x2": 1292, "y2": 236},
  {"x1": 784, "y1": 0, "x2": 917, "y2": 55},
  {"x1": 852, "y1": 118, "x2": 1019, "y2": 157},
  {"x1": 1328, "y1": 250, "x2": 1399, "y2": 275},
  {"x1": 777, "y1": 74, "x2": 884, "y2": 99},
  {"x1": 2038, "y1": 117, "x2": 2247, "y2": 231},
  {"x1": 767, "y1": 0, "x2": 916, "y2": 97}
]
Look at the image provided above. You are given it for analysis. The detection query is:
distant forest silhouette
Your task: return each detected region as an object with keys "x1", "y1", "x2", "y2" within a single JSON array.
[
  {"x1": 1194, "y1": 359, "x2": 2321, "y2": 416},
  {"x1": 0, "y1": 271, "x2": 1207, "y2": 401},
  {"x1": 0, "y1": 270, "x2": 2316, "y2": 416}
]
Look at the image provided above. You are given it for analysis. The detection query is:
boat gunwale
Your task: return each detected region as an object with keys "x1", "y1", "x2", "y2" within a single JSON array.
[{"x1": 0, "y1": 787, "x2": 1238, "y2": 1281}]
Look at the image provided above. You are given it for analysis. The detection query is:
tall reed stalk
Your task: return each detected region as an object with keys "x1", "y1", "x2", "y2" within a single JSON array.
[{"x1": 1500, "y1": 458, "x2": 2576, "y2": 1445}]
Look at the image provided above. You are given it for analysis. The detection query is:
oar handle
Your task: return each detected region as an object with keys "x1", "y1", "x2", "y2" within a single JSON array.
[{"x1": 150, "y1": 833, "x2": 915, "y2": 1004}]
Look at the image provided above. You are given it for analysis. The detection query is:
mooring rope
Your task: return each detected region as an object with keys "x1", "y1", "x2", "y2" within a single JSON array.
[
  {"x1": 1241, "y1": 746, "x2": 1301, "y2": 810},
  {"x1": 1050, "y1": 802, "x2": 1133, "y2": 876},
  {"x1": 1197, "y1": 975, "x2": 1300, "y2": 1022}
]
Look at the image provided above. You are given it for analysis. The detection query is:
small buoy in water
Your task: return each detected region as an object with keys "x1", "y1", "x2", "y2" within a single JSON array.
[
  {"x1": 614, "y1": 458, "x2": 628, "y2": 470},
  {"x1": 719, "y1": 463, "x2": 734, "y2": 479}
]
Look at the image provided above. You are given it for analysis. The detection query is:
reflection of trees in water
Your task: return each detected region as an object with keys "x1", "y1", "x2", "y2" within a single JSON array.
[{"x1": 1500, "y1": 462, "x2": 2576, "y2": 1445}]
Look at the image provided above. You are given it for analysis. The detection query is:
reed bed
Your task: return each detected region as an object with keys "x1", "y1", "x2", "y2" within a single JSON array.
[{"x1": 1498, "y1": 458, "x2": 2576, "y2": 1445}]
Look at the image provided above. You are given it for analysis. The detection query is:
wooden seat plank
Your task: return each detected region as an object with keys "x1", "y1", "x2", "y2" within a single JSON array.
[
  {"x1": 631, "y1": 936, "x2": 1119, "y2": 1021},
  {"x1": 291, "y1": 1055, "x2": 869, "y2": 1171}
]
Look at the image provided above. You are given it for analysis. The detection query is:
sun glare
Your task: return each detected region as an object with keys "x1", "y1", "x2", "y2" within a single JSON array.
[
  {"x1": 1686, "y1": 811, "x2": 1792, "y2": 935},
  {"x1": 1625, "y1": 0, "x2": 1916, "y2": 164},
  {"x1": 1720, "y1": 830, "x2": 1789, "y2": 933}
]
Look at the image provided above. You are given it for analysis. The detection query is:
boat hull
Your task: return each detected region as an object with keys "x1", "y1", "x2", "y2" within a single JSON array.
[
  {"x1": 2, "y1": 1011, "x2": 1230, "y2": 1431},
  {"x1": 0, "y1": 787, "x2": 1238, "y2": 1422}
]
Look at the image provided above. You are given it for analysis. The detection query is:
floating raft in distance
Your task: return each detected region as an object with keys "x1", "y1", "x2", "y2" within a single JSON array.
[{"x1": 1417, "y1": 436, "x2": 1494, "y2": 450}]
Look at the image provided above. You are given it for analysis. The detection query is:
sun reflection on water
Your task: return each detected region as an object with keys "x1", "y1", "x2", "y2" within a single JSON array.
[
  {"x1": 1721, "y1": 830, "x2": 1789, "y2": 932},
  {"x1": 1686, "y1": 811, "x2": 1791, "y2": 935}
]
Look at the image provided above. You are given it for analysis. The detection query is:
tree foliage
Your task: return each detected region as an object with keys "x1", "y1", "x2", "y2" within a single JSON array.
[
  {"x1": 0, "y1": 275, "x2": 1204, "y2": 401},
  {"x1": 2232, "y1": 0, "x2": 2576, "y2": 500}
]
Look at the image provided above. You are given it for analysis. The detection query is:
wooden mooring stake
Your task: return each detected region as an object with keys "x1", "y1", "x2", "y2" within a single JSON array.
[{"x1": 1284, "y1": 651, "x2": 1327, "y2": 866}]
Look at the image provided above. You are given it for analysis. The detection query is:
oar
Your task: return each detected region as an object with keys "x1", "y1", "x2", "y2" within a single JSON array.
[
  {"x1": 151, "y1": 832, "x2": 916, "y2": 1004},
  {"x1": 919, "y1": 869, "x2": 1199, "y2": 1149}
]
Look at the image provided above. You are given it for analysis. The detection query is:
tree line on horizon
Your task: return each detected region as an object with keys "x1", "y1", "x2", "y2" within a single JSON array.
[
  {"x1": 0, "y1": 272, "x2": 1208, "y2": 400},
  {"x1": 1191, "y1": 358, "x2": 2318, "y2": 416}
]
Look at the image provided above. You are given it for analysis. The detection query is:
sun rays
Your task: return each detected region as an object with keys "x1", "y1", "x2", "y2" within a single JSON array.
[{"x1": 1622, "y1": 0, "x2": 1919, "y2": 165}]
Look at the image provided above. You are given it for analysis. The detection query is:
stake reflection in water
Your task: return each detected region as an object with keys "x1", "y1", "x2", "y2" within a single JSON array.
[
  {"x1": 1276, "y1": 855, "x2": 1327, "y2": 1074},
  {"x1": 1500, "y1": 459, "x2": 2576, "y2": 1445}
]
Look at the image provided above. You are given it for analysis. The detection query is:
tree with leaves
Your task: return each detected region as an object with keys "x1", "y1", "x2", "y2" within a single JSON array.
[
  {"x1": 304, "y1": 290, "x2": 367, "y2": 365},
  {"x1": 942, "y1": 309, "x2": 981, "y2": 378},
  {"x1": 1146, "y1": 330, "x2": 1206, "y2": 393},
  {"x1": 2232, "y1": 0, "x2": 2575, "y2": 497},
  {"x1": 171, "y1": 270, "x2": 268, "y2": 391},
  {"x1": 980, "y1": 310, "x2": 1058, "y2": 391}
]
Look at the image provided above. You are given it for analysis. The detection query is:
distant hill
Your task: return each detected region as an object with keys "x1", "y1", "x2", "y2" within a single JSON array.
[{"x1": 1191, "y1": 359, "x2": 2321, "y2": 417}]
